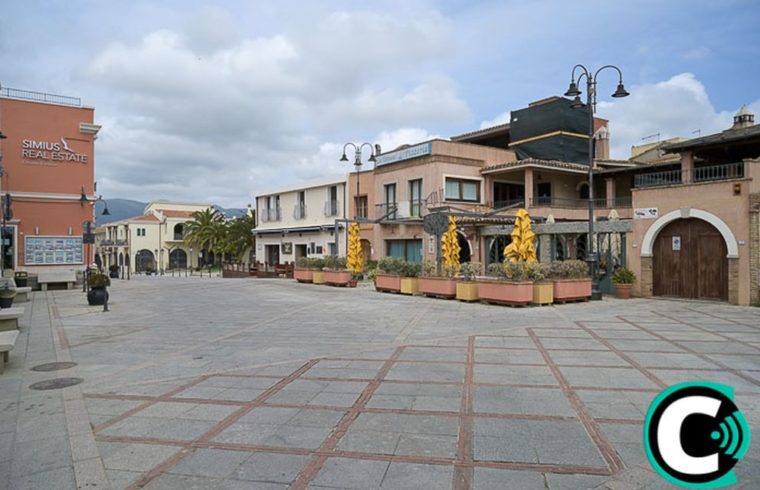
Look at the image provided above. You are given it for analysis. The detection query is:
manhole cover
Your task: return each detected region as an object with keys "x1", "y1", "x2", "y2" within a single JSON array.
[
  {"x1": 29, "y1": 378, "x2": 84, "y2": 390},
  {"x1": 31, "y1": 362, "x2": 78, "y2": 372}
]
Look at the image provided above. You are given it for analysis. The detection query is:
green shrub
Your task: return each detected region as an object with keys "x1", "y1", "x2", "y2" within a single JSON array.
[
  {"x1": 378, "y1": 256, "x2": 405, "y2": 275},
  {"x1": 525, "y1": 262, "x2": 550, "y2": 282},
  {"x1": 550, "y1": 259, "x2": 589, "y2": 279},
  {"x1": 296, "y1": 257, "x2": 310, "y2": 268},
  {"x1": 399, "y1": 261, "x2": 421, "y2": 278},
  {"x1": 459, "y1": 262, "x2": 482, "y2": 281},
  {"x1": 89, "y1": 273, "x2": 110, "y2": 288},
  {"x1": 612, "y1": 267, "x2": 636, "y2": 284},
  {"x1": 486, "y1": 262, "x2": 506, "y2": 279},
  {"x1": 311, "y1": 257, "x2": 325, "y2": 270},
  {"x1": 365, "y1": 259, "x2": 378, "y2": 271},
  {"x1": 366, "y1": 268, "x2": 378, "y2": 282},
  {"x1": 322, "y1": 255, "x2": 347, "y2": 270}
]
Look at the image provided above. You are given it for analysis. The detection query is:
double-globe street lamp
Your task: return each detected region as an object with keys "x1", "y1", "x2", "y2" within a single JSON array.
[
  {"x1": 340, "y1": 143, "x2": 379, "y2": 220},
  {"x1": 564, "y1": 64, "x2": 629, "y2": 300}
]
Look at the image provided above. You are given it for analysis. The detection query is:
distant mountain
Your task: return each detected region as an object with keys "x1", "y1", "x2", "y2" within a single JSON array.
[
  {"x1": 94, "y1": 199, "x2": 249, "y2": 225},
  {"x1": 95, "y1": 198, "x2": 147, "y2": 225}
]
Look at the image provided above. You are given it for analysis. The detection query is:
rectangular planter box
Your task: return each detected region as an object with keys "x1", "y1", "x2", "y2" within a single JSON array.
[
  {"x1": 375, "y1": 274, "x2": 401, "y2": 293},
  {"x1": 312, "y1": 271, "x2": 326, "y2": 285},
  {"x1": 456, "y1": 281, "x2": 479, "y2": 302},
  {"x1": 324, "y1": 270, "x2": 352, "y2": 287},
  {"x1": 478, "y1": 280, "x2": 533, "y2": 306},
  {"x1": 400, "y1": 277, "x2": 420, "y2": 295},
  {"x1": 553, "y1": 278, "x2": 592, "y2": 302},
  {"x1": 533, "y1": 282, "x2": 554, "y2": 305},
  {"x1": 294, "y1": 268, "x2": 314, "y2": 283},
  {"x1": 419, "y1": 277, "x2": 456, "y2": 299}
]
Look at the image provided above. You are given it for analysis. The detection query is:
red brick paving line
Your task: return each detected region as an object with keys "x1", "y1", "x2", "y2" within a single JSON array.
[
  {"x1": 453, "y1": 336, "x2": 475, "y2": 490},
  {"x1": 617, "y1": 316, "x2": 760, "y2": 388},
  {"x1": 125, "y1": 359, "x2": 319, "y2": 490},
  {"x1": 575, "y1": 322, "x2": 668, "y2": 389},
  {"x1": 655, "y1": 311, "x2": 760, "y2": 351},
  {"x1": 288, "y1": 347, "x2": 406, "y2": 490},
  {"x1": 527, "y1": 329, "x2": 625, "y2": 475},
  {"x1": 683, "y1": 306, "x2": 760, "y2": 330}
]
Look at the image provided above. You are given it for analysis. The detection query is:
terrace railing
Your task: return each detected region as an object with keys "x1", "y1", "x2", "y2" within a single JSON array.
[{"x1": 634, "y1": 162, "x2": 744, "y2": 188}]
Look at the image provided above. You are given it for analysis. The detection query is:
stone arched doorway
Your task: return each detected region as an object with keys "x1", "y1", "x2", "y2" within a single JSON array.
[
  {"x1": 360, "y1": 239, "x2": 371, "y2": 264},
  {"x1": 169, "y1": 249, "x2": 187, "y2": 269},
  {"x1": 652, "y1": 218, "x2": 728, "y2": 300},
  {"x1": 135, "y1": 249, "x2": 156, "y2": 273}
]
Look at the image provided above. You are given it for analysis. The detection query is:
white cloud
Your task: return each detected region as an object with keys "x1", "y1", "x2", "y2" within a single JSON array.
[{"x1": 597, "y1": 73, "x2": 760, "y2": 159}]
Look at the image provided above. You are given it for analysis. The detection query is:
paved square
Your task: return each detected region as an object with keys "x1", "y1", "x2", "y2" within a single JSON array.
[{"x1": 1, "y1": 277, "x2": 758, "y2": 489}]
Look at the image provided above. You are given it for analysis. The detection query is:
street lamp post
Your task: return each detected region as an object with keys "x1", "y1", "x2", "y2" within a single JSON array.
[
  {"x1": 340, "y1": 143, "x2": 378, "y2": 220},
  {"x1": 564, "y1": 64, "x2": 629, "y2": 300}
]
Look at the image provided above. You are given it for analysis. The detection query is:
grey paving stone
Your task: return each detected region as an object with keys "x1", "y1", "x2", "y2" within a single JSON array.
[
  {"x1": 380, "y1": 462, "x2": 452, "y2": 489},
  {"x1": 473, "y1": 467, "x2": 545, "y2": 489},
  {"x1": 143, "y1": 473, "x2": 222, "y2": 489},
  {"x1": 474, "y1": 364, "x2": 558, "y2": 386},
  {"x1": 232, "y1": 452, "x2": 309, "y2": 484},
  {"x1": 99, "y1": 442, "x2": 180, "y2": 472},
  {"x1": 395, "y1": 433, "x2": 457, "y2": 458},
  {"x1": 547, "y1": 472, "x2": 607, "y2": 489},
  {"x1": 548, "y1": 350, "x2": 630, "y2": 367},
  {"x1": 475, "y1": 348, "x2": 546, "y2": 364},
  {"x1": 473, "y1": 385, "x2": 575, "y2": 417},
  {"x1": 10, "y1": 434, "x2": 71, "y2": 478},
  {"x1": 558, "y1": 366, "x2": 660, "y2": 390},
  {"x1": 385, "y1": 362, "x2": 466, "y2": 383},
  {"x1": 169, "y1": 448, "x2": 250, "y2": 478},
  {"x1": 312, "y1": 457, "x2": 389, "y2": 489},
  {"x1": 337, "y1": 429, "x2": 401, "y2": 454},
  {"x1": 9, "y1": 466, "x2": 76, "y2": 490},
  {"x1": 106, "y1": 469, "x2": 142, "y2": 489}
]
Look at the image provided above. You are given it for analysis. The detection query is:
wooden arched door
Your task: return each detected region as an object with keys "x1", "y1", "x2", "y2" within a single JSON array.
[{"x1": 653, "y1": 218, "x2": 727, "y2": 300}]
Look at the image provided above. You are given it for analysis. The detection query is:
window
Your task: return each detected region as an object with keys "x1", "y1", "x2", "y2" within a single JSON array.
[
  {"x1": 325, "y1": 186, "x2": 339, "y2": 217},
  {"x1": 409, "y1": 179, "x2": 423, "y2": 217},
  {"x1": 537, "y1": 182, "x2": 552, "y2": 205},
  {"x1": 384, "y1": 183, "x2": 397, "y2": 219},
  {"x1": 444, "y1": 178, "x2": 480, "y2": 202},
  {"x1": 328, "y1": 242, "x2": 337, "y2": 255},
  {"x1": 387, "y1": 239, "x2": 423, "y2": 263},
  {"x1": 355, "y1": 195, "x2": 368, "y2": 219},
  {"x1": 295, "y1": 191, "x2": 306, "y2": 220}
]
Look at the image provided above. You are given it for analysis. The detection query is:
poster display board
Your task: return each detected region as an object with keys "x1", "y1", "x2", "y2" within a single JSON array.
[{"x1": 24, "y1": 236, "x2": 83, "y2": 265}]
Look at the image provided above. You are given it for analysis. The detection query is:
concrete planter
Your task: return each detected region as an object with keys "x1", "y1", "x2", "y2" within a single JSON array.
[
  {"x1": 533, "y1": 282, "x2": 554, "y2": 305},
  {"x1": 419, "y1": 277, "x2": 457, "y2": 299},
  {"x1": 456, "y1": 281, "x2": 479, "y2": 302},
  {"x1": 324, "y1": 270, "x2": 352, "y2": 287},
  {"x1": 614, "y1": 283, "x2": 634, "y2": 299},
  {"x1": 312, "y1": 271, "x2": 326, "y2": 285},
  {"x1": 294, "y1": 268, "x2": 314, "y2": 283},
  {"x1": 552, "y1": 278, "x2": 592, "y2": 302},
  {"x1": 478, "y1": 280, "x2": 533, "y2": 306},
  {"x1": 400, "y1": 277, "x2": 420, "y2": 295},
  {"x1": 375, "y1": 274, "x2": 401, "y2": 293}
]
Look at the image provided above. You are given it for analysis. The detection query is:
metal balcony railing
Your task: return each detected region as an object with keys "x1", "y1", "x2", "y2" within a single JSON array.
[
  {"x1": 173, "y1": 233, "x2": 184, "y2": 241},
  {"x1": 376, "y1": 203, "x2": 398, "y2": 220},
  {"x1": 293, "y1": 203, "x2": 307, "y2": 220},
  {"x1": 634, "y1": 162, "x2": 744, "y2": 188},
  {"x1": 101, "y1": 239, "x2": 114, "y2": 246},
  {"x1": 489, "y1": 199, "x2": 525, "y2": 210},
  {"x1": 260, "y1": 207, "x2": 282, "y2": 222},
  {"x1": 115, "y1": 239, "x2": 128, "y2": 246},
  {"x1": 528, "y1": 197, "x2": 632, "y2": 209},
  {"x1": 0, "y1": 86, "x2": 81, "y2": 107},
  {"x1": 324, "y1": 200, "x2": 340, "y2": 217}
]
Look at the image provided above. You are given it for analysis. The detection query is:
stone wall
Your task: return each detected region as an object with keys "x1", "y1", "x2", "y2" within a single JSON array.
[
  {"x1": 640, "y1": 257, "x2": 653, "y2": 297},
  {"x1": 750, "y1": 193, "x2": 760, "y2": 305}
]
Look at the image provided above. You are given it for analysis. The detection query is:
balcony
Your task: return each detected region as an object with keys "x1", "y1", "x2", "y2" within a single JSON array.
[
  {"x1": 528, "y1": 197, "x2": 632, "y2": 209},
  {"x1": 101, "y1": 239, "x2": 114, "y2": 246},
  {"x1": 293, "y1": 203, "x2": 307, "y2": 220},
  {"x1": 634, "y1": 162, "x2": 744, "y2": 188},
  {"x1": 324, "y1": 200, "x2": 340, "y2": 217},
  {"x1": 115, "y1": 239, "x2": 128, "y2": 246},
  {"x1": 376, "y1": 203, "x2": 398, "y2": 220},
  {"x1": 260, "y1": 207, "x2": 282, "y2": 223}
]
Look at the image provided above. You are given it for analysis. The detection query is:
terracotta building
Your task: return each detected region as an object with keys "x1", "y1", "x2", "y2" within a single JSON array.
[{"x1": 0, "y1": 86, "x2": 100, "y2": 276}]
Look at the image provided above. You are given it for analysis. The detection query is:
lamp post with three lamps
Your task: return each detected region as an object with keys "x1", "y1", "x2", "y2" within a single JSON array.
[
  {"x1": 563, "y1": 64, "x2": 629, "y2": 300},
  {"x1": 340, "y1": 142, "x2": 379, "y2": 221}
]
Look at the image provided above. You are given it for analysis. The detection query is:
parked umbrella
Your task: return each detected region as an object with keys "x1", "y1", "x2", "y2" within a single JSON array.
[
  {"x1": 441, "y1": 216, "x2": 461, "y2": 272},
  {"x1": 504, "y1": 209, "x2": 537, "y2": 263},
  {"x1": 347, "y1": 223, "x2": 363, "y2": 274}
]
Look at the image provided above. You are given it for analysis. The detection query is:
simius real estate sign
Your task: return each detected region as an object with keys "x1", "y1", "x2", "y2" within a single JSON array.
[{"x1": 21, "y1": 138, "x2": 88, "y2": 164}]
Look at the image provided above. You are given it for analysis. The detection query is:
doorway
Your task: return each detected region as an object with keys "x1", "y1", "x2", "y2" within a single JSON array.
[
  {"x1": 295, "y1": 244, "x2": 308, "y2": 261},
  {"x1": 265, "y1": 244, "x2": 280, "y2": 268}
]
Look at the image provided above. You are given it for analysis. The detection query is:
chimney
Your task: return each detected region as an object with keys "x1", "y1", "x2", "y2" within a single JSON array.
[
  {"x1": 732, "y1": 105, "x2": 754, "y2": 130},
  {"x1": 595, "y1": 125, "x2": 610, "y2": 160}
]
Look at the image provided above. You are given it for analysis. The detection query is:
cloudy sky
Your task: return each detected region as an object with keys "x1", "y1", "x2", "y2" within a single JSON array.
[{"x1": 1, "y1": 0, "x2": 758, "y2": 207}]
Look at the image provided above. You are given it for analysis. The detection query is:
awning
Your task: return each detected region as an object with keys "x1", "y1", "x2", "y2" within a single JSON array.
[{"x1": 255, "y1": 225, "x2": 342, "y2": 236}]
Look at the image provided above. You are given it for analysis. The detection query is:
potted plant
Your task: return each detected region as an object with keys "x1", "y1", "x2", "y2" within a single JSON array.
[
  {"x1": 0, "y1": 284, "x2": 16, "y2": 309},
  {"x1": 375, "y1": 256, "x2": 404, "y2": 293},
  {"x1": 419, "y1": 261, "x2": 458, "y2": 299},
  {"x1": 294, "y1": 257, "x2": 315, "y2": 283},
  {"x1": 311, "y1": 257, "x2": 326, "y2": 285},
  {"x1": 550, "y1": 259, "x2": 592, "y2": 302},
  {"x1": 612, "y1": 267, "x2": 636, "y2": 299},
  {"x1": 456, "y1": 262, "x2": 481, "y2": 302},
  {"x1": 527, "y1": 262, "x2": 553, "y2": 305},
  {"x1": 87, "y1": 272, "x2": 110, "y2": 306},
  {"x1": 478, "y1": 262, "x2": 533, "y2": 306},
  {"x1": 108, "y1": 264, "x2": 120, "y2": 279},
  {"x1": 399, "y1": 261, "x2": 422, "y2": 295},
  {"x1": 14, "y1": 271, "x2": 28, "y2": 288},
  {"x1": 323, "y1": 256, "x2": 352, "y2": 287}
]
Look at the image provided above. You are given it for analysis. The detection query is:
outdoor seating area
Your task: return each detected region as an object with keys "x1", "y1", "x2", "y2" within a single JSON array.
[{"x1": 37, "y1": 271, "x2": 77, "y2": 291}]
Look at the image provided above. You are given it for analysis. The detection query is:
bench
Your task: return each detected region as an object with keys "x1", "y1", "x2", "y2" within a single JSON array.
[
  {"x1": 15, "y1": 287, "x2": 32, "y2": 302},
  {"x1": 37, "y1": 271, "x2": 77, "y2": 291},
  {"x1": 0, "y1": 329, "x2": 19, "y2": 374},
  {"x1": 0, "y1": 307, "x2": 24, "y2": 332}
]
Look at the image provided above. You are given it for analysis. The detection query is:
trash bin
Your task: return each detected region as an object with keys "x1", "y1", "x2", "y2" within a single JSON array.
[{"x1": 14, "y1": 271, "x2": 28, "y2": 288}]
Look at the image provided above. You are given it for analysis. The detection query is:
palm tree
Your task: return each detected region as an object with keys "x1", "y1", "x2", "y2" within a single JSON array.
[
  {"x1": 184, "y1": 208, "x2": 224, "y2": 266},
  {"x1": 225, "y1": 213, "x2": 256, "y2": 261}
]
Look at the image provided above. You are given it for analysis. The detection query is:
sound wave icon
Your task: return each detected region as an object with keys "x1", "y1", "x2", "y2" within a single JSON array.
[{"x1": 711, "y1": 410, "x2": 751, "y2": 460}]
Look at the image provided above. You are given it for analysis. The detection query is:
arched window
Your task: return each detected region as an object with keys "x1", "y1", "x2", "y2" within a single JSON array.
[{"x1": 173, "y1": 224, "x2": 184, "y2": 240}]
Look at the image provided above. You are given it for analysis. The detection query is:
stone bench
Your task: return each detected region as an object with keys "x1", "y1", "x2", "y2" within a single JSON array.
[
  {"x1": 0, "y1": 329, "x2": 19, "y2": 374},
  {"x1": 0, "y1": 307, "x2": 24, "y2": 332},
  {"x1": 15, "y1": 287, "x2": 32, "y2": 302},
  {"x1": 37, "y1": 272, "x2": 77, "y2": 291}
]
